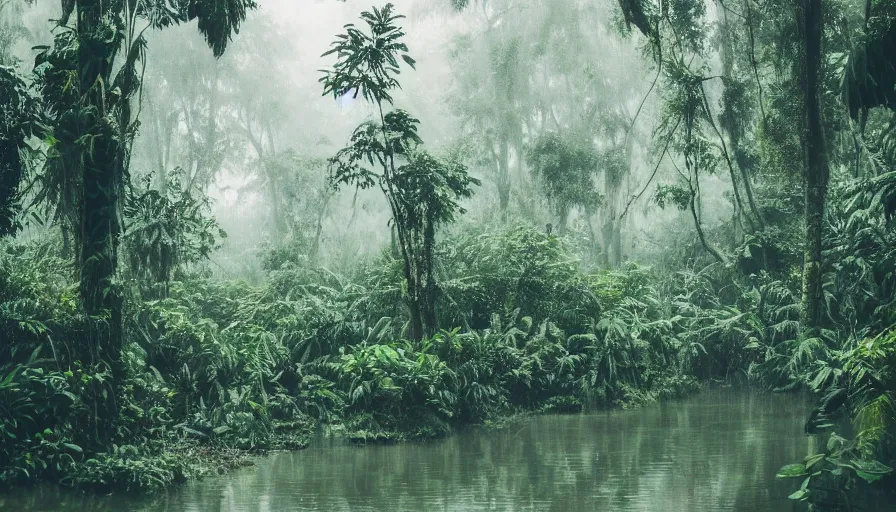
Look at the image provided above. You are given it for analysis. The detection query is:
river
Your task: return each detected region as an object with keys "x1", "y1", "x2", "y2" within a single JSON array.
[{"x1": 3, "y1": 388, "x2": 820, "y2": 511}]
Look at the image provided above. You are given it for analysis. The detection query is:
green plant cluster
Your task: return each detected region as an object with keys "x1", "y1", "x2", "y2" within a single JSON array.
[
  {"x1": 2, "y1": 224, "x2": 766, "y2": 491},
  {"x1": 3, "y1": 186, "x2": 895, "y2": 497},
  {"x1": 2, "y1": 1, "x2": 896, "y2": 506}
]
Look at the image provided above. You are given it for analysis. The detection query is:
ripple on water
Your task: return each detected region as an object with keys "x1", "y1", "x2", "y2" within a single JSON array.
[{"x1": 1, "y1": 389, "x2": 831, "y2": 512}]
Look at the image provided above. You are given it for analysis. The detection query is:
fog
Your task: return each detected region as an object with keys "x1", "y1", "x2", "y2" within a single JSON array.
[
  {"x1": 6, "y1": 0, "x2": 742, "y2": 277},
  {"x1": 4, "y1": 1, "x2": 895, "y2": 506}
]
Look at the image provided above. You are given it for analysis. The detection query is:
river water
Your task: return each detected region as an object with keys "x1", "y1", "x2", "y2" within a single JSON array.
[{"x1": 3, "y1": 388, "x2": 820, "y2": 511}]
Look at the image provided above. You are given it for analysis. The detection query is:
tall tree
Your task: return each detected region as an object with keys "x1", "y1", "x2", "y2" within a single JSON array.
[
  {"x1": 448, "y1": 7, "x2": 527, "y2": 221},
  {"x1": 526, "y1": 131, "x2": 601, "y2": 234},
  {"x1": 0, "y1": 0, "x2": 39, "y2": 237},
  {"x1": 322, "y1": 4, "x2": 479, "y2": 340},
  {"x1": 0, "y1": 65, "x2": 37, "y2": 237},
  {"x1": 34, "y1": 0, "x2": 255, "y2": 430},
  {"x1": 799, "y1": 0, "x2": 829, "y2": 333}
]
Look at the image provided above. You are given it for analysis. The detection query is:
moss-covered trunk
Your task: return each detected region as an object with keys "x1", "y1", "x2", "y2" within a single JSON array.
[
  {"x1": 497, "y1": 135, "x2": 510, "y2": 220},
  {"x1": 799, "y1": 0, "x2": 829, "y2": 334},
  {"x1": 77, "y1": 0, "x2": 124, "y2": 438}
]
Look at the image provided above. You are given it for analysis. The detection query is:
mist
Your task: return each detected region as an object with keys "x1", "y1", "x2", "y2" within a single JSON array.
[{"x1": 2, "y1": 0, "x2": 895, "y2": 509}]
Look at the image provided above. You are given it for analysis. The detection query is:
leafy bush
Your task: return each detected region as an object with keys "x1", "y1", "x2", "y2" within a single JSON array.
[
  {"x1": 4, "y1": 222, "x2": 844, "y2": 492},
  {"x1": 332, "y1": 342, "x2": 457, "y2": 441},
  {"x1": 439, "y1": 225, "x2": 600, "y2": 332}
]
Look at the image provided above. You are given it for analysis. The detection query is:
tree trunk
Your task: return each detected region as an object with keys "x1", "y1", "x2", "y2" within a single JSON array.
[
  {"x1": 612, "y1": 221, "x2": 622, "y2": 266},
  {"x1": 390, "y1": 224, "x2": 400, "y2": 259},
  {"x1": 599, "y1": 216, "x2": 611, "y2": 267},
  {"x1": 264, "y1": 124, "x2": 286, "y2": 235},
  {"x1": 61, "y1": 227, "x2": 71, "y2": 259},
  {"x1": 407, "y1": 279, "x2": 424, "y2": 341},
  {"x1": 149, "y1": 93, "x2": 168, "y2": 193},
  {"x1": 497, "y1": 135, "x2": 510, "y2": 220},
  {"x1": 585, "y1": 214, "x2": 600, "y2": 264},
  {"x1": 404, "y1": 233, "x2": 425, "y2": 342},
  {"x1": 266, "y1": 163, "x2": 285, "y2": 234},
  {"x1": 686, "y1": 128, "x2": 728, "y2": 265},
  {"x1": 77, "y1": 0, "x2": 123, "y2": 439},
  {"x1": 203, "y1": 64, "x2": 219, "y2": 190},
  {"x1": 190, "y1": 62, "x2": 220, "y2": 192},
  {"x1": 799, "y1": 0, "x2": 829, "y2": 333},
  {"x1": 716, "y1": 9, "x2": 765, "y2": 231},
  {"x1": 700, "y1": 85, "x2": 756, "y2": 232},
  {"x1": 421, "y1": 219, "x2": 438, "y2": 338},
  {"x1": 601, "y1": 216, "x2": 623, "y2": 268},
  {"x1": 603, "y1": 155, "x2": 623, "y2": 268},
  {"x1": 395, "y1": 224, "x2": 423, "y2": 341},
  {"x1": 513, "y1": 136, "x2": 525, "y2": 203},
  {"x1": 309, "y1": 189, "x2": 331, "y2": 264},
  {"x1": 690, "y1": 192, "x2": 728, "y2": 264},
  {"x1": 558, "y1": 207, "x2": 569, "y2": 235}
]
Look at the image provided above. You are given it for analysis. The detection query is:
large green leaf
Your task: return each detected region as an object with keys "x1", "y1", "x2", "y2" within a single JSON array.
[{"x1": 776, "y1": 463, "x2": 808, "y2": 478}]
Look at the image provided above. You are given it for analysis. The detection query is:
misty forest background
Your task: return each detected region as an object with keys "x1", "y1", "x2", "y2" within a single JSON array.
[{"x1": 1, "y1": 0, "x2": 895, "y2": 508}]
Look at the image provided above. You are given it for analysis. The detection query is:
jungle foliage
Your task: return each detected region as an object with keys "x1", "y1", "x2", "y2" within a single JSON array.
[{"x1": 0, "y1": 0, "x2": 895, "y2": 508}]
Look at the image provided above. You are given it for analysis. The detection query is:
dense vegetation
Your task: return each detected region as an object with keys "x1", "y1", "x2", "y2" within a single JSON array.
[{"x1": 1, "y1": 0, "x2": 895, "y2": 509}]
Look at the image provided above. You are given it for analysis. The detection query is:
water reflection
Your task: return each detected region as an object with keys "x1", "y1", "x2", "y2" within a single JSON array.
[{"x1": 3, "y1": 389, "x2": 818, "y2": 511}]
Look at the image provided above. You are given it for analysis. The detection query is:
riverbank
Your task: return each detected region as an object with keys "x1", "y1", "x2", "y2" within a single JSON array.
[
  {"x1": 1, "y1": 388, "x2": 816, "y2": 511},
  {"x1": 26, "y1": 372, "x2": 699, "y2": 495},
  {"x1": 3, "y1": 232, "x2": 714, "y2": 493},
  {"x1": 5, "y1": 228, "x2": 895, "y2": 506}
]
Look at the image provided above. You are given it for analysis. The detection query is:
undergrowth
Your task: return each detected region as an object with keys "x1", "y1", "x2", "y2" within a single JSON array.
[{"x1": 2, "y1": 211, "x2": 895, "y2": 496}]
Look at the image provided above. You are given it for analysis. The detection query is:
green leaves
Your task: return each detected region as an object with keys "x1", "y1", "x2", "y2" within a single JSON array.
[
  {"x1": 122, "y1": 170, "x2": 225, "y2": 294},
  {"x1": 778, "y1": 421, "x2": 895, "y2": 502},
  {"x1": 322, "y1": 4, "x2": 479, "y2": 340},
  {"x1": 838, "y1": 458, "x2": 894, "y2": 483},
  {"x1": 527, "y1": 131, "x2": 603, "y2": 219},
  {"x1": 787, "y1": 488, "x2": 808, "y2": 500},
  {"x1": 335, "y1": 341, "x2": 457, "y2": 438},
  {"x1": 392, "y1": 151, "x2": 480, "y2": 226},
  {"x1": 141, "y1": 0, "x2": 257, "y2": 58},
  {"x1": 62, "y1": 442, "x2": 83, "y2": 453},
  {"x1": 841, "y1": 13, "x2": 896, "y2": 119},
  {"x1": 616, "y1": 0, "x2": 655, "y2": 39},
  {"x1": 188, "y1": 0, "x2": 257, "y2": 58},
  {"x1": 654, "y1": 184, "x2": 691, "y2": 211},
  {"x1": 327, "y1": 109, "x2": 425, "y2": 192},
  {"x1": 320, "y1": 3, "x2": 412, "y2": 106},
  {"x1": 776, "y1": 463, "x2": 808, "y2": 478},
  {"x1": 0, "y1": 65, "x2": 40, "y2": 237}
]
